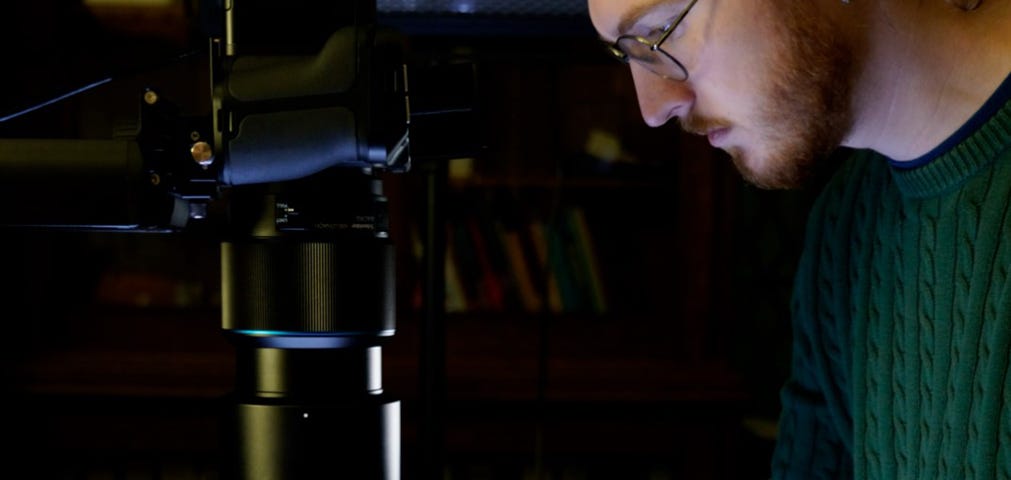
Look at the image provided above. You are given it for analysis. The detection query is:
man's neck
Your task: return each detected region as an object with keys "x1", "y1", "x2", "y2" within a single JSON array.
[{"x1": 842, "y1": 0, "x2": 1011, "y2": 162}]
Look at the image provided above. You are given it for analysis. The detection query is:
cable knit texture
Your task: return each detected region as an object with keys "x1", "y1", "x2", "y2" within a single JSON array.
[{"x1": 771, "y1": 97, "x2": 1011, "y2": 480}]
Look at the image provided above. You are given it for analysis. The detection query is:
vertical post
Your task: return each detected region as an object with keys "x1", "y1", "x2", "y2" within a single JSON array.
[{"x1": 419, "y1": 161, "x2": 447, "y2": 479}]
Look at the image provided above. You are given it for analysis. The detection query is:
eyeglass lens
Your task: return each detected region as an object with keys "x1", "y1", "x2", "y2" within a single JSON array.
[{"x1": 617, "y1": 37, "x2": 684, "y2": 78}]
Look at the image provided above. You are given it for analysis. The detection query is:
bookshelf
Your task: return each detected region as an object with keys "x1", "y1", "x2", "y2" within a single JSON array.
[{"x1": 379, "y1": 37, "x2": 799, "y2": 479}]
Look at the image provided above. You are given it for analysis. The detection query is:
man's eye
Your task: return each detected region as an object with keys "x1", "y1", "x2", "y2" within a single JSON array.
[{"x1": 647, "y1": 23, "x2": 672, "y2": 39}]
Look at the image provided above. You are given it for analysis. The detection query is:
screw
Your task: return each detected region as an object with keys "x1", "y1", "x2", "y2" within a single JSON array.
[
  {"x1": 191, "y1": 141, "x2": 215, "y2": 168},
  {"x1": 143, "y1": 90, "x2": 159, "y2": 105},
  {"x1": 190, "y1": 131, "x2": 201, "y2": 141},
  {"x1": 150, "y1": 173, "x2": 161, "y2": 186}
]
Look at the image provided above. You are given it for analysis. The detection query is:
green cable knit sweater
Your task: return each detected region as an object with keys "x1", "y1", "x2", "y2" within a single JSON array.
[{"x1": 771, "y1": 93, "x2": 1011, "y2": 479}]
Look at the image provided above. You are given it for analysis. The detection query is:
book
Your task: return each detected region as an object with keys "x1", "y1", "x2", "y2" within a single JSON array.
[
  {"x1": 498, "y1": 223, "x2": 543, "y2": 313},
  {"x1": 545, "y1": 217, "x2": 584, "y2": 312},
  {"x1": 443, "y1": 226, "x2": 468, "y2": 313},
  {"x1": 480, "y1": 217, "x2": 523, "y2": 311},
  {"x1": 409, "y1": 222, "x2": 470, "y2": 312},
  {"x1": 529, "y1": 218, "x2": 564, "y2": 313},
  {"x1": 566, "y1": 207, "x2": 608, "y2": 314},
  {"x1": 451, "y1": 220, "x2": 486, "y2": 310},
  {"x1": 465, "y1": 217, "x2": 506, "y2": 311}
]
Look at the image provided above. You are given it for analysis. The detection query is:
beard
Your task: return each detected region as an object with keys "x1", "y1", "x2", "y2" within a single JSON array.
[{"x1": 681, "y1": 3, "x2": 857, "y2": 190}]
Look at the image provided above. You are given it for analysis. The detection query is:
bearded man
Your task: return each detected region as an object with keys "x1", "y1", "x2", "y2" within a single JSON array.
[{"x1": 588, "y1": 0, "x2": 1011, "y2": 478}]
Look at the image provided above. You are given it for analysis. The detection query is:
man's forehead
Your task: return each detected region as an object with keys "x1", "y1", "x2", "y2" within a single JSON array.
[{"x1": 589, "y1": 0, "x2": 685, "y2": 40}]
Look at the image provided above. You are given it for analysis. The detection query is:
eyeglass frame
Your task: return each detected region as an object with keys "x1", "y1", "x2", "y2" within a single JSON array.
[{"x1": 605, "y1": 0, "x2": 700, "y2": 81}]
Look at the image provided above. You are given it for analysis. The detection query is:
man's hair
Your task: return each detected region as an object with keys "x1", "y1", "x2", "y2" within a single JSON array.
[{"x1": 947, "y1": 0, "x2": 983, "y2": 10}]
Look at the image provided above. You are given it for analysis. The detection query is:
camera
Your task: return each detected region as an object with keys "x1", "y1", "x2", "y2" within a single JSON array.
[{"x1": 0, "y1": 0, "x2": 478, "y2": 478}]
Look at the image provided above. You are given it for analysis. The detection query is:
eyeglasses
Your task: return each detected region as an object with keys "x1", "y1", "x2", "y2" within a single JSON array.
[{"x1": 605, "y1": 0, "x2": 700, "y2": 81}]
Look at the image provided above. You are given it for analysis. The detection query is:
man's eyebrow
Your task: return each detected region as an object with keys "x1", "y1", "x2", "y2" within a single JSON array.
[{"x1": 616, "y1": 1, "x2": 680, "y2": 37}]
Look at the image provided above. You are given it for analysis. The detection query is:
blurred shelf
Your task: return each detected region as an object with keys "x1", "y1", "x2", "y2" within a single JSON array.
[{"x1": 448, "y1": 174, "x2": 676, "y2": 190}]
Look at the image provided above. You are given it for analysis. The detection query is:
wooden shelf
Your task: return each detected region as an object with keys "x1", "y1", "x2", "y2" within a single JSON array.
[{"x1": 448, "y1": 174, "x2": 676, "y2": 191}]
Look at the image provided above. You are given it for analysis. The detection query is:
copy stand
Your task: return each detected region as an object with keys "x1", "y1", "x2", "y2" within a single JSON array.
[
  {"x1": 0, "y1": 0, "x2": 478, "y2": 476},
  {"x1": 0, "y1": 21, "x2": 409, "y2": 480}
]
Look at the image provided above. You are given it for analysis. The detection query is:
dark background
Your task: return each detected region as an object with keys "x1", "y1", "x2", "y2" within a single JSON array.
[{"x1": 0, "y1": 1, "x2": 817, "y2": 478}]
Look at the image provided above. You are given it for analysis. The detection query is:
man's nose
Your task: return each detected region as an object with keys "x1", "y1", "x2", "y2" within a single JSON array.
[{"x1": 630, "y1": 63, "x2": 694, "y2": 127}]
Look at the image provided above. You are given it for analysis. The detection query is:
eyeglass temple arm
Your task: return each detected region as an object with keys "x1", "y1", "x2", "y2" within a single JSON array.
[{"x1": 653, "y1": 0, "x2": 699, "y2": 50}]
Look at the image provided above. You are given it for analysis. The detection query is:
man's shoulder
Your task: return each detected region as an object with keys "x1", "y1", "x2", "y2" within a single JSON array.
[{"x1": 808, "y1": 148, "x2": 893, "y2": 215}]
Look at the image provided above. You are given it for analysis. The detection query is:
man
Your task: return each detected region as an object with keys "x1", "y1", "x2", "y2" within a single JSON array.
[{"x1": 588, "y1": 0, "x2": 1011, "y2": 478}]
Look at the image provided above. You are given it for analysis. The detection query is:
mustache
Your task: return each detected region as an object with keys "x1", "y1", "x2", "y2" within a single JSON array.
[{"x1": 677, "y1": 113, "x2": 731, "y2": 136}]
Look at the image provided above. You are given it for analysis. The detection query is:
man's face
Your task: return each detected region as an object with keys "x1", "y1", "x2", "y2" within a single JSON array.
[{"x1": 589, "y1": 0, "x2": 855, "y2": 189}]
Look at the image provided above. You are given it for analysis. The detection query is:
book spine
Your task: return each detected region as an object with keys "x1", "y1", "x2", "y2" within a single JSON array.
[
  {"x1": 499, "y1": 225, "x2": 544, "y2": 313},
  {"x1": 443, "y1": 223, "x2": 468, "y2": 313},
  {"x1": 529, "y1": 219, "x2": 564, "y2": 313},
  {"x1": 546, "y1": 218, "x2": 583, "y2": 312},
  {"x1": 466, "y1": 217, "x2": 506, "y2": 311},
  {"x1": 451, "y1": 220, "x2": 486, "y2": 310},
  {"x1": 567, "y1": 207, "x2": 608, "y2": 314}
]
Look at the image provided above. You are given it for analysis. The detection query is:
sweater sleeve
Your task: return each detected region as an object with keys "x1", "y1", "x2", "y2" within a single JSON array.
[
  {"x1": 770, "y1": 157, "x2": 864, "y2": 480},
  {"x1": 771, "y1": 286, "x2": 854, "y2": 479},
  {"x1": 772, "y1": 282, "x2": 855, "y2": 479},
  {"x1": 771, "y1": 368, "x2": 853, "y2": 479},
  {"x1": 770, "y1": 250, "x2": 855, "y2": 479}
]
